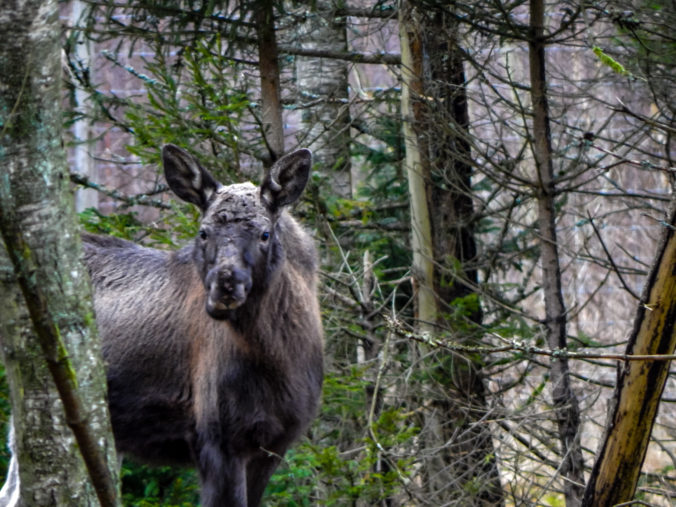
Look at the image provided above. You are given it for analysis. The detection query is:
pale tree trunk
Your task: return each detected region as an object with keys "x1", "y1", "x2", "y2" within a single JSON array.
[
  {"x1": 294, "y1": 0, "x2": 352, "y2": 198},
  {"x1": 399, "y1": 3, "x2": 503, "y2": 504},
  {"x1": 583, "y1": 199, "x2": 676, "y2": 506},
  {"x1": 256, "y1": 0, "x2": 285, "y2": 162},
  {"x1": 528, "y1": 1, "x2": 585, "y2": 504},
  {"x1": 0, "y1": 1, "x2": 120, "y2": 505},
  {"x1": 399, "y1": 1, "x2": 437, "y2": 332}
]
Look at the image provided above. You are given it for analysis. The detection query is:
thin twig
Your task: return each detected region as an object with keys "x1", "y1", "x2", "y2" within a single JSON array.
[
  {"x1": 587, "y1": 211, "x2": 640, "y2": 300},
  {"x1": 70, "y1": 172, "x2": 171, "y2": 209},
  {"x1": 387, "y1": 316, "x2": 676, "y2": 362}
]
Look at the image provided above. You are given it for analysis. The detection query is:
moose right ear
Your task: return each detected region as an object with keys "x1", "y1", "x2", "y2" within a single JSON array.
[
  {"x1": 162, "y1": 144, "x2": 221, "y2": 211},
  {"x1": 260, "y1": 149, "x2": 312, "y2": 214}
]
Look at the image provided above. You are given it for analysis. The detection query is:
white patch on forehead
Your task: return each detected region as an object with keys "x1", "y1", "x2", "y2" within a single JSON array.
[
  {"x1": 216, "y1": 182, "x2": 257, "y2": 195},
  {"x1": 209, "y1": 182, "x2": 267, "y2": 222}
]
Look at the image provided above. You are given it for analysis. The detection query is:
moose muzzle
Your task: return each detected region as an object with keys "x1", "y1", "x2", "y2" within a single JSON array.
[{"x1": 205, "y1": 263, "x2": 252, "y2": 318}]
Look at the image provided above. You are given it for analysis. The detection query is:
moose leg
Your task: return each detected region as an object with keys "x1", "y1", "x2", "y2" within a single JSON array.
[
  {"x1": 246, "y1": 450, "x2": 284, "y2": 506},
  {"x1": 198, "y1": 442, "x2": 247, "y2": 507}
]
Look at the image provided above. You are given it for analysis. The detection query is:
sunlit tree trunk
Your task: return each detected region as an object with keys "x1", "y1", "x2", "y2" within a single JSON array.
[
  {"x1": 0, "y1": 0, "x2": 120, "y2": 505},
  {"x1": 399, "y1": 1, "x2": 437, "y2": 332},
  {"x1": 583, "y1": 199, "x2": 676, "y2": 506}
]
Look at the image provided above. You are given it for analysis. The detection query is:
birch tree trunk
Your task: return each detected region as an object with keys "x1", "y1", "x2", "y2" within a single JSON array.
[
  {"x1": 528, "y1": 1, "x2": 584, "y2": 503},
  {"x1": 294, "y1": 0, "x2": 352, "y2": 198},
  {"x1": 0, "y1": 1, "x2": 120, "y2": 505},
  {"x1": 583, "y1": 199, "x2": 676, "y2": 506}
]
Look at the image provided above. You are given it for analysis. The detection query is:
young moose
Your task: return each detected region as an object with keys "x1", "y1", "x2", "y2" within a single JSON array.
[{"x1": 85, "y1": 145, "x2": 324, "y2": 506}]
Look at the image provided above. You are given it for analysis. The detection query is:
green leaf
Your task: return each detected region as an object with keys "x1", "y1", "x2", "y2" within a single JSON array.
[{"x1": 592, "y1": 46, "x2": 629, "y2": 75}]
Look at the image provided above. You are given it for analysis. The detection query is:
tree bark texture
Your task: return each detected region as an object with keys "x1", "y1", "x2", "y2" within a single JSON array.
[
  {"x1": 0, "y1": 1, "x2": 120, "y2": 505},
  {"x1": 400, "y1": 3, "x2": 503, "y2": 504},
  {"x1": 583, "y1": 199, "x2": 676, "y2": 506},
  {"x1": 528, "y1": 1, "x2": 585, "y2": 504},
  {"x1": 255, "y1": 0, "x2": 285, "y2": 163},
  {"x1": 0, "y1": 257, "x2": 93, "y2": 507},
  {"x1": 294, "y1": 0, "x2": 352, "y2": 198}
]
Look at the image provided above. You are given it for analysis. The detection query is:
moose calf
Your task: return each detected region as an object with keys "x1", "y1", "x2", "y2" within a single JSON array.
[{"x1": 84, "y1": 146, "x2": 323, "y2": 506}]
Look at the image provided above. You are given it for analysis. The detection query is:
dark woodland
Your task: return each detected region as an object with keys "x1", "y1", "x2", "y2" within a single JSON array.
[{"x1": 0, "y1": 1, "x2": 674, "y2": 506}]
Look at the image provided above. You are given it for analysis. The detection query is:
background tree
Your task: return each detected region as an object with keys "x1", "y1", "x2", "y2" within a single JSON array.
[
  {"x1": 527, "y1": 0, "x2": 584, "y2": 502},
  {"x1": 291, "y1": 0, "x2": 353, "y2": 198},
  {"x1": 399, "y1": 2, "x2": 504, "y2": 503},
  {"x1": 451, "y1": 0, "x2": 674, "y2": 502}
]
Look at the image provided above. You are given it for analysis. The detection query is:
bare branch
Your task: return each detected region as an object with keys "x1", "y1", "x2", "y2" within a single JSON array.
[
  {"x1": 586, "y1": 211, "x2": 641, "y2": 300},
  {"x1": 70, "y1": 172, "x2": 171, "y2": 209}
]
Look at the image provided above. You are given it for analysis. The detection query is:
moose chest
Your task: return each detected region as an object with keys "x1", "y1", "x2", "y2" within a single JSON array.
[{"x1": 195, "y1": 351, "x2": 306, "y2": 455}]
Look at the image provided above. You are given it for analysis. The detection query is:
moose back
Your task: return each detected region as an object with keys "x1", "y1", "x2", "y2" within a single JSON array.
[{"x1": 84, "y1": 145, "x2": 323, "y2": 506}]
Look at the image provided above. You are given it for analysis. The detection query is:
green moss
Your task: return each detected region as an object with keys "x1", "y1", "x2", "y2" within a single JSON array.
[{"x1": 53, "y1": 325, "x2": 79, "y2": 389}]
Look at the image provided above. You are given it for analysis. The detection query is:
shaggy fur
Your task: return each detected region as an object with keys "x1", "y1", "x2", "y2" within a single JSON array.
[{"x1": 83, "y1": 146, "x2": 323, "y2": 507}]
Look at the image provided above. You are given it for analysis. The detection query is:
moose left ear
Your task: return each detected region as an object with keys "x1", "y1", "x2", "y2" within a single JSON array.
[
  {"x1": 260, "y1": 149, "x2": 312, "y2": 213},
  {"x1": 162, "y1": 144, "x2": 221, "y2": 212}
]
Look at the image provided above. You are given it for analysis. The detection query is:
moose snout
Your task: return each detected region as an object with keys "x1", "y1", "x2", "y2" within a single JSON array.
[{"x1": 205, "y1": 264, "x2": 252, "y2": 317}]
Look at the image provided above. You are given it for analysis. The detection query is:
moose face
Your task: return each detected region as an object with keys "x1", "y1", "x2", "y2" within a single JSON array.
[
  {"x1": 194, "y1": 183, "x2": 279, "y2": 318},
  {"x1": 161, "y1": 145, "x2": 311, "y2": 320}
]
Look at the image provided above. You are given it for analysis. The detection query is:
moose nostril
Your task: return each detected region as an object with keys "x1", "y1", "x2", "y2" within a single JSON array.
[
  {"x1": 217, "y1": 269, "x2": 232, "y2": 284},
  {"x1": 215, "y1": 267, "x2": 251, "y2": 295}
]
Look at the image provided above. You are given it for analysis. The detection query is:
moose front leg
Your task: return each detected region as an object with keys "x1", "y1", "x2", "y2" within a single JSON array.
[
  {"x1": 246, "y1": 450, "x2": 283, "y2": 506},
  {"x1": 198, "y1": 443, "x2": 248, "y2": 507}
]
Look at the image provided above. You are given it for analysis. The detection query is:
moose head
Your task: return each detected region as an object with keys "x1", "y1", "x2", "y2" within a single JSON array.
[{"x1": 161, "y1": 145, "x2": 312, "y2": 319}]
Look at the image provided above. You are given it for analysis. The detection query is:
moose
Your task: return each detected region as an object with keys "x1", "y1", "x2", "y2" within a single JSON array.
[{"x1": 1, "y1": 145, "x2": 324, "y2": 507}]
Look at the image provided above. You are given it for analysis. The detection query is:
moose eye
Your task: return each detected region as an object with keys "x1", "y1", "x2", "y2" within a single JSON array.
[
  {"x1": 199, "y1": 229, "x2": 208, "y2": 240},
  {"x1": 260, "y1": 231, "x2": 270, "y2": 242}
]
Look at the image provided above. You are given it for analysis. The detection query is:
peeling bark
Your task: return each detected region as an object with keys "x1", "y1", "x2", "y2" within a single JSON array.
[{"x1": 399, "y1": 1, "x2": 436, "y2": 331}]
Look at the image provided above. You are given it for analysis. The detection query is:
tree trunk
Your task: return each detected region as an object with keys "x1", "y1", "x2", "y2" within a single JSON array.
[
  {"x1": 528, "y1": 1, "x2": 585, "y2": 504},
  {"x1": 294, "y1": 0, "x2": 352, "y2": 198},
  {"x1": 256, "y1": 0, "x2": 285, "y2": 163},
  {"x1": 583, "y1": 199, "x2": 676, "y2": 506},
  {"x1": 425, "y1": 10, "x2": 504, "y2": 506},
  {"x1": 68, "y1": 0, "x2": 99, "y2": 212},
  {"x1": 0, "y1": 1, "x2": 120, "y2": 505},
  {"x1": 399, "y1": 1, "x2": 437, "y2": 332}
]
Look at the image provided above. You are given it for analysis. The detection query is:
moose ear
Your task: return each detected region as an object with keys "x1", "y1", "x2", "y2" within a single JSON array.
[
  {"x1": 260, "y1": 149, "x2": 312, "y2": 213},
  {"x1": 162, "y1": 144, "x2": 221, "y2": 211}
]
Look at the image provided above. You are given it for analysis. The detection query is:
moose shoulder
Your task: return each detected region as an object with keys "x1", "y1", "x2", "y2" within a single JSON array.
[{"x1": 83, "y1": 145, "x2": 323, "y2": 507}]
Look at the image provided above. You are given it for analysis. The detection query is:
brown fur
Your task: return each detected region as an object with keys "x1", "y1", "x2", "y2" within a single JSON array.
[{"x1": 82, "y1": 146, "x2": 323, "y2": 507}]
